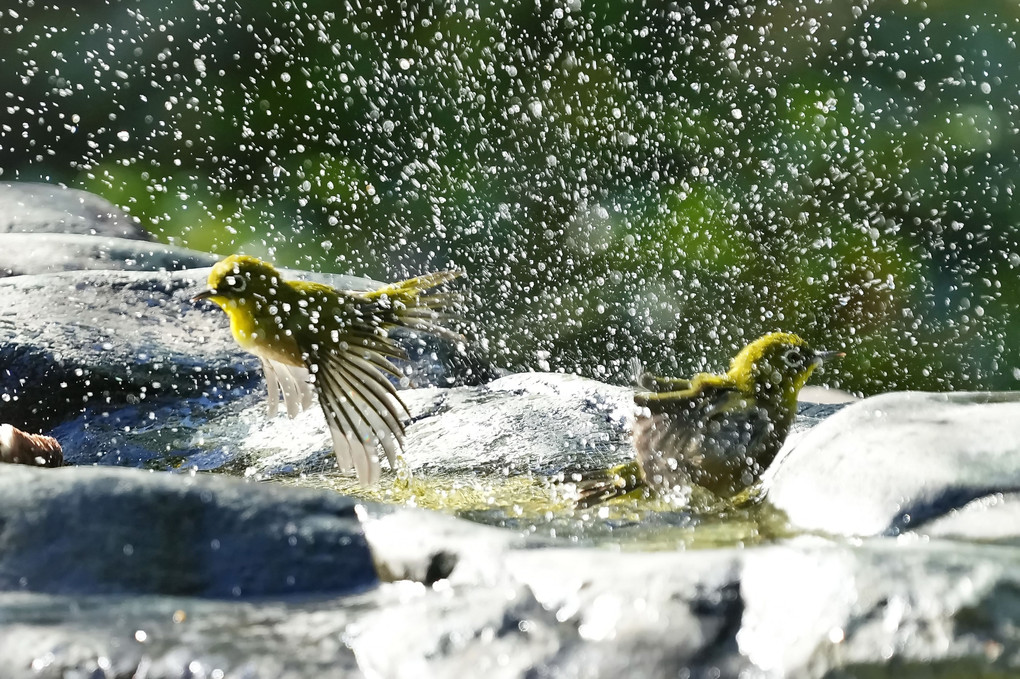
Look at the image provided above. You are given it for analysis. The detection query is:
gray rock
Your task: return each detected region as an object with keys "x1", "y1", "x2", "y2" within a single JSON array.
[
  {"x1": 765, "y1": 391, "x2": 1020, "y2": 537},
  {"x1": 3, "y1": 495, "x2": 1020, "y2": 678},
  {"x1": 399, "y1": 373, "x2": 633, "y2": 476},
  {"x1": 0, "y1": 474, "x2": 754, "y2": 677},
  {"x1": 47, "y1": 372, "x2": 628, "y2": 475},
  {"x1": 0, "y1": 233, "x2": 218, "y2": 277},
  {"x1": 0, "y1": 182, "x2": 151, "y2": 240},
  {"x1": 915, "y1": 492, "x2": 1020, "y2": 543},
  {"x1": 357, "y1": 519, "x2": 1020, "y2": 679},
  {"x1": 361, "y1": 502, "x2": 528, "y2": 583},
  {"x1": 0, "y1": 268, "x2": 258, "y2": 432},
  {"x1": 47, "y1": 369, "x2": 837, "y2": 485},
  {"x1": 0, "y1": 465, "x2": 376, "y2": 597},
  {"x1": 736, "y1": 538, "x2": 1020, "y2": 677},
  {"x1": 51, "y1": 390, "x2": 266, "y2": 470},
  {"x1": 0, "y1": 592, "x2": 366, "y2": 678}
]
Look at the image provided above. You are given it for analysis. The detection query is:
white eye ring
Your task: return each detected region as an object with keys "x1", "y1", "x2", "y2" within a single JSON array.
[
  {"x1": 224, "y1": 275, "x2": 247, "y2": 292},
  {"x1": 783, "y1": 348, "x2": 804, "y2": 367}
]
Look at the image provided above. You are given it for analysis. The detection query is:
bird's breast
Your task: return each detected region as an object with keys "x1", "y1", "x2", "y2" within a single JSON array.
[{"x1": 224, "y1": 302, "x2": 305, "y2": 367}]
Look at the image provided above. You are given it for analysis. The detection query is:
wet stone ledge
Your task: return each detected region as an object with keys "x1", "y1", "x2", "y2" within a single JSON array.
[{"x1": 0, "y1": 466, "x2": 1019, "y2": 678}]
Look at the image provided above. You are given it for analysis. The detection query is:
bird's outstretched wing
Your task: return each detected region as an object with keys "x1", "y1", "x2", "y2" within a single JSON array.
[
  {"x1": 296, "y1": 272, "x2": 462, "y2": 484},
  {"x1": 358, "y1": 270, "x2": 466, "y2": 342},
  {"x1": 307, "y1": 337, "x2": 409, "y2": 485},
  {"x1": 259, "y1": 348, "x2": 397, "y2": 484},
  {"x1": 302, "y1": 295, "x2": 413, "y2": 484}
]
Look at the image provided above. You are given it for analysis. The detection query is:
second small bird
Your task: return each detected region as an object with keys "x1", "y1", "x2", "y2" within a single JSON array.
[
  {"x1": 194, "y1": 255, "x2": 462, "y2": 484},
  {"x1": 575, "y1": 332, "x2": 842, "y2": 507}
]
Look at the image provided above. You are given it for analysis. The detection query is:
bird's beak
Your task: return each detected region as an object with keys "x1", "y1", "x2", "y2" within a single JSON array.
[
  {"x1": 191, "y1": 288, "x2": 216, "y2": 302},
  {"x1": 813, "y1": 350, "x2": 845, "y2": 365}
]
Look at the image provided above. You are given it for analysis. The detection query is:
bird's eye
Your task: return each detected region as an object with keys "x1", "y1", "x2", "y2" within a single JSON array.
[
  {"x1": 783, "y1": 349, "x2": 804, "y2": 367},
  {"x1": 223, "y1": 275, "x2": 246, "y2": 292}
]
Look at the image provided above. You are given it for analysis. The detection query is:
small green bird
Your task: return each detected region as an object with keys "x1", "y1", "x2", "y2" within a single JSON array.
[
  {"x1": 574, "y1": 332, "x2": 842, "y2": 508},
  {"x1": 193, "y1": 254, "x2": 463, "y2": 484}
]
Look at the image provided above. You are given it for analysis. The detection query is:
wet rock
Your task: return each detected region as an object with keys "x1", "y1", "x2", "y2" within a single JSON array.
[
  {"x1": 401, "y1": 373, "x2": 632, "y2": 476},
  {"x1": 0, "y1": 473, "x2": 760, "y2": 677},
  {"x1": 50, "y1": 372, "x2": 626, "y2": 474},
  {"x1": 0, "y1": 233, "x2": 218, "y2": 277},
  {"x1": 911, "y1": 492, "x2": 1020, "y2": 543},
  {"x1": 310, "y1": 515, "x2": 1020, "y2": 679},
  {"x1": 764, "y1": 391, "x2": 1020, "y2": 537},
  {"x1": 736, "y1": 538, "x2": 1020, "y2": 677},
  {"x1": 51, "y1": 390, "x2": 265, "y2": 470},
  {"x1": 0, "y1": 465, "x2": 376, "y2": 597},
  {"x1": 2, "y1": 494, "x2": 1020, "y2": 678},
  {"x1": 361, "y1": 501, "x2": 529, "y2": 583},
  {"x1": 0, "y1": 268, "x2": 258, "y2": 432},
  {"x1": 0, "y1": 592, "x2": 365, "y2": 678},
  {"x1": 0, "y1": 182, "x2": 150, "y2": 240},
  {"x1": 48, "y1": 370, "x2": 837, "y2": 479}
]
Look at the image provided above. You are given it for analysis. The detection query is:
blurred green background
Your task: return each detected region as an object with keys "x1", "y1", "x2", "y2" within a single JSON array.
[{"x1": 3, "y1": 0, "x2": 1020, "y2": 394}]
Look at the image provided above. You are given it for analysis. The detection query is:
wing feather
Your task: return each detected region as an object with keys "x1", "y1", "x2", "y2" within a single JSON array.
[
  {"x1": 285, "y1": 361, "x2": 315, "y2": 412},
  {"x1": 338, "y1": 332, "x2": 408, "y2": 362},
  {"x1": 260, "y1": 358, "x2": 314, "y2": 418},
  {"x1": 311, "y1": 360, "x2": 379, "y2": 483},
  {"x1": 573, "y1": 460, "x2": 645, "y2": 508},
  {"x1": 281, "y1": 271, "x2": 460, "y2": 484},
  {"x1": 333, "y1": 352, "x2": 409, "y2": 440},
  {"x1": 637, "y1": 373, "x2": 694, "y2": 393},
  {"x1": 633, "y1": 383, "x2": 741, "y2": 492},
  {"x1": 324, "y1": 353, "x2": 407, "y2": 467},
  {"x1": 309, "y1": 343, "x2": 414, "y2": 483},
  {"x1": 261, "y1": 359, "x2": 281, "y2": 419},
  {"x1": 325, "y1": 411, "x2": 357, "y2": 473},
  {"x1": 274, "y1": 360, "x2": 305, "y2": 418},
  {"x1": 335, "y1": 332, "x2": 406, "y2": 377}
]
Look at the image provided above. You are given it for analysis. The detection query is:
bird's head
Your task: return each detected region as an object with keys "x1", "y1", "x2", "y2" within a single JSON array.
[
  {"x1": 192, "y1": 254, "x2": 282, "y2": 310},
  {"x1": 727, "y1": 332, "x2": 843, "y2": 402}
]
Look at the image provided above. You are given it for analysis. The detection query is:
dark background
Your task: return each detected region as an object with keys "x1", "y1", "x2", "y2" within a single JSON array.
[{"x1": 3, "y1": 0, "x2": 1019, "y2": 394}]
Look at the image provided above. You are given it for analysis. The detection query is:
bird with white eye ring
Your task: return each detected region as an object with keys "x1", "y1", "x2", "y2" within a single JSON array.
[
  {"x1": 193, "y1": 254, "x2": 464, "y2": 485},
  {"x1": 571, "y1": 332, "x2": 844, "y2": 508}
]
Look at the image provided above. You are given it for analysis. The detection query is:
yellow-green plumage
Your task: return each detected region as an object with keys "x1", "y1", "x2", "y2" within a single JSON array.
[
  {"x1": 575, "y1": 332, "x2": 841, "y2": 508},
  {"x1": 194, "y1": 254, "x2": 463, "y2": 484}
]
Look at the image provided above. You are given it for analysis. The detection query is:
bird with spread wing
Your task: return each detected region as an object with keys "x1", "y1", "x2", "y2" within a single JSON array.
[{"x1": 193, "y1": 254, "x2": 462, "y2": 484}]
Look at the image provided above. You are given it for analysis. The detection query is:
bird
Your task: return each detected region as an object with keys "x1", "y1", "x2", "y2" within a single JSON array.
[
  {"x1": 192, "y1": 254, "x2": 463, "y2": 484},
  {"x1": 573, "y1": 332, "x2": 843, "y2": 508}
]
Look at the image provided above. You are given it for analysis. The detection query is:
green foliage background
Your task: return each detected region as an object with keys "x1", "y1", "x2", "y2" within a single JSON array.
[{"x1": 3, "y1": 0, "x2": 1020, "y2": 393}]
